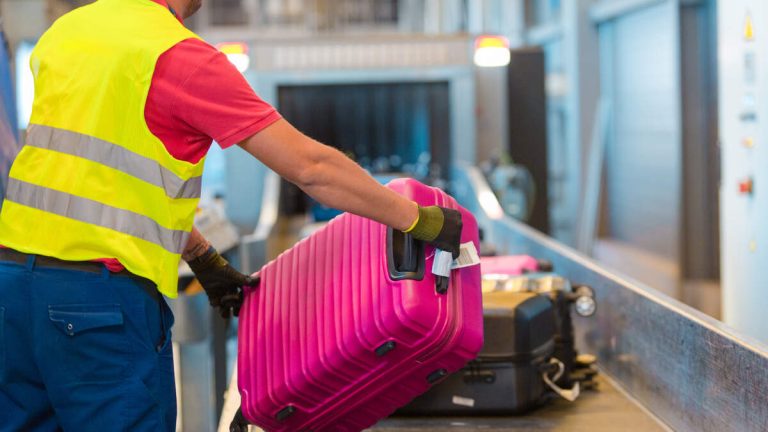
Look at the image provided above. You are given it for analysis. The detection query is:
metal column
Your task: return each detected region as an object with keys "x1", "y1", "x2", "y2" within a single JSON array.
[{"x1": 718, "y1": 0, "x2": 768, "y2": 344}]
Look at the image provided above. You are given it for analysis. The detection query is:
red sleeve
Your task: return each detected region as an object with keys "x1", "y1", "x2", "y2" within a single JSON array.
[{"x1": 146, "y1": 39, "x2": 281, "y2": 164}]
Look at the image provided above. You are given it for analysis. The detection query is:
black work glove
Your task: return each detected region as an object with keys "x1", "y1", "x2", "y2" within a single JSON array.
[
  {"x1": 406, "y1": 206, "x2": 463, "y2": 259},
  {"x1": 187, "y1": 246, "x2": 258, "y2": 318}
]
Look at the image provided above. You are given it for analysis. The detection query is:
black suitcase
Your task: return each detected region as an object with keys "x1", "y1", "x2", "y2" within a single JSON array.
[
  {"x1": 495, "y1": 274, "x2": 597, "y2": 388},
  {"x1": 398, "y1": 291, "x2": 557, "y2": 415},
  {"x1": 481, "y1": 273, "x2": 598, "y2": 389}
]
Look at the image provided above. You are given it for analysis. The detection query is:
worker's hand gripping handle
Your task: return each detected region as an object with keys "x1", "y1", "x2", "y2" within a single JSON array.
[
  {"x1": 187, "y1": 246, "x2": 259, "y2": 318},
  {"x1": 388, "y1": 205, "x2": 463, "y2": 295},
  {"x1": 406, "y1": 206, "x2": 463, "y2": 260}
]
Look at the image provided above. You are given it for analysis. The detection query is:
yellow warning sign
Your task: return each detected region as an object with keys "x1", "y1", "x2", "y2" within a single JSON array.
[{"x1": 745, "y1": 13, "x2": 755, "y2": 41}]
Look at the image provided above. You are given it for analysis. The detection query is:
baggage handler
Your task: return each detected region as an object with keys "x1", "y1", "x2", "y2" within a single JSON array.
[{"x1": 0, "y1": 0, "x2": 463, "y2": 430}]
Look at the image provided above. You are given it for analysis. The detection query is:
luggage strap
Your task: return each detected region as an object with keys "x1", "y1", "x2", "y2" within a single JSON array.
[{"x1": 542, "y1": 358, "x2": 581, "y2": 402}]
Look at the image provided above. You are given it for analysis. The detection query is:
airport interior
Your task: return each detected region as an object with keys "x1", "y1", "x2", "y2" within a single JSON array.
[{"x1": 0, "y1": 0, "x2": 766, "y2": 431}]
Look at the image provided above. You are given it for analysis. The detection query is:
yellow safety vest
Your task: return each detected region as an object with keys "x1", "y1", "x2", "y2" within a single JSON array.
[{"x1": 0, "y1": 0, "x2": 205, "y2": 297}]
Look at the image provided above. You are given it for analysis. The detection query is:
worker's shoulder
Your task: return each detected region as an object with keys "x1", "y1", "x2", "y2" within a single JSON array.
[
  {"x1": 153, "y1": 38, "x2": 240, "y2": 95},
  {"x1": 164, "y1": 38, "x2": 223, "y2": 68}
]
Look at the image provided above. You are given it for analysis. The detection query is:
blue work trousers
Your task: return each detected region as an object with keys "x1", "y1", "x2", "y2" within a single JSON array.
[{"x1": 0, "y1": 255, "x2": 176, "y2": 431}]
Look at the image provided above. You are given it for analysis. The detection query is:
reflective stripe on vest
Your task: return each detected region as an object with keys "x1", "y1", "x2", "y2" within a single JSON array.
[
  {"x1": 0, "y1": 0, "x2": 204, "y2": 297},
  {"x1": 5, "y1": 178, "x2": 190, "y2": 254},
  {"x1": 26, "y1": 125, "x2": 202, "y2": 200}
]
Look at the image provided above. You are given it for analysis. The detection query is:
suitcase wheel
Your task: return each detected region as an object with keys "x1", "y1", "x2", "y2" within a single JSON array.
[
  {"x1": 571, "y1": 285, "x2": 596, "y2": 317},
  {"x1": 375, "y1": 340, "x2": 397, "y2": 357},
  {"x1": 427, "y1": 368, "x2": 449, "y2": 384},
  {"x1": 275, "y1": 405, "x2": 296, "y2": 422}
]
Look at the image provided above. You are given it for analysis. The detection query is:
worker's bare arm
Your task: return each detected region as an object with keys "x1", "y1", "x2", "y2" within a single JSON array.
[
  {"x1": 238, "y1": 119, "x2": 419, "y2": 231},
  {"x1": 182, "y1": 227, "x2": 211, "y2": 262}
]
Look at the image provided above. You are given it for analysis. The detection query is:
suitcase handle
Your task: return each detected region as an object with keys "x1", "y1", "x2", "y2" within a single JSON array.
[{"x1": 386, "y1": 228, "x2": 426, "y2": 281}]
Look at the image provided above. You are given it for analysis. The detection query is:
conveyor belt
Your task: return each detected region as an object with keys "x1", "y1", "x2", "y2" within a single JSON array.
[
  {"x1": 451, "y1": 164, "x2": 768, "y2": 431},
  {"x1": 215, "y1": 166, "x2": 768, "y2": 431},
  {"x1": 218, "y1": 372, "x2": 666, "y2": 431},
  {"x1": 372, "y1": 375, "x2": 666, "y2": 431}
]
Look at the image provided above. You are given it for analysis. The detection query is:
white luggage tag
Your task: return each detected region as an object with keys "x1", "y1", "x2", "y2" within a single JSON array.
[
  {"x1": 451, "y1": 242, "x2": 481, "y2": 270},
  {"x1": 432, "y1": 250, "x2": 454, "y2": 277},
  {"x1": 432, "y1": 243, "x2": 481, "y2": 295},
  {"x1": 432, "y1": 242, "x2": 482, "y2": 277}
]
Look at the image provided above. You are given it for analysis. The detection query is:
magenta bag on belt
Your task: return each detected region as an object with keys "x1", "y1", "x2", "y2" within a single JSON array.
[
  {"x1": 480, "y1": 255, "x2": 541, "y2": 275},
  {"x1": 237, "y1": 178, "x2": 484, "y2": 431}
]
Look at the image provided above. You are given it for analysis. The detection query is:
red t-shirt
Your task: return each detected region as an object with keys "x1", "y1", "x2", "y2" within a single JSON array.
[{"x1": 4, "y1": 0, "x2": 282, "y2": 271}]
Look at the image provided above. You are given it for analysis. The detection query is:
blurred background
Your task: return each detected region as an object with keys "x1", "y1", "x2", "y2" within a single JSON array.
[{"x1": 0, "y1": 0, "x2": 724, "y2": 316}]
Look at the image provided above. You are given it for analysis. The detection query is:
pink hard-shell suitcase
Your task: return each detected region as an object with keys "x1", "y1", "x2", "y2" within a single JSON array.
[
  {"x1": 480, "y1": 255, "x2": 551, "y2": 276},
  {"x1": 237, "y1": 178, "x2": 484, "y2": 432}
]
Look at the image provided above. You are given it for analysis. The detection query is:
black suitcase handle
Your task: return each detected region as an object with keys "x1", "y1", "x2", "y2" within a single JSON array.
[
  {"x1": 386, "y1": 228, "x2": 425, "y2": 281},
  {"x1": 387, "y1": 227, "x2": 451, "y2": 294}
]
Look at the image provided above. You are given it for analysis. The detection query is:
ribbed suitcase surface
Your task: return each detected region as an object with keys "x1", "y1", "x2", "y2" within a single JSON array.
[{"x1": 237, "y1": 179, "x2": 483, "y2": 431}]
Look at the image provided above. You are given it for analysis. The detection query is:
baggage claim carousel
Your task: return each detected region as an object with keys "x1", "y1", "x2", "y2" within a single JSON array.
[
  {"x1": 374, "y1": 375, "x2": 664, "y2": 431},
  {"x1": 213, "y1": 165, "x2": 768, "y2": 432}
]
